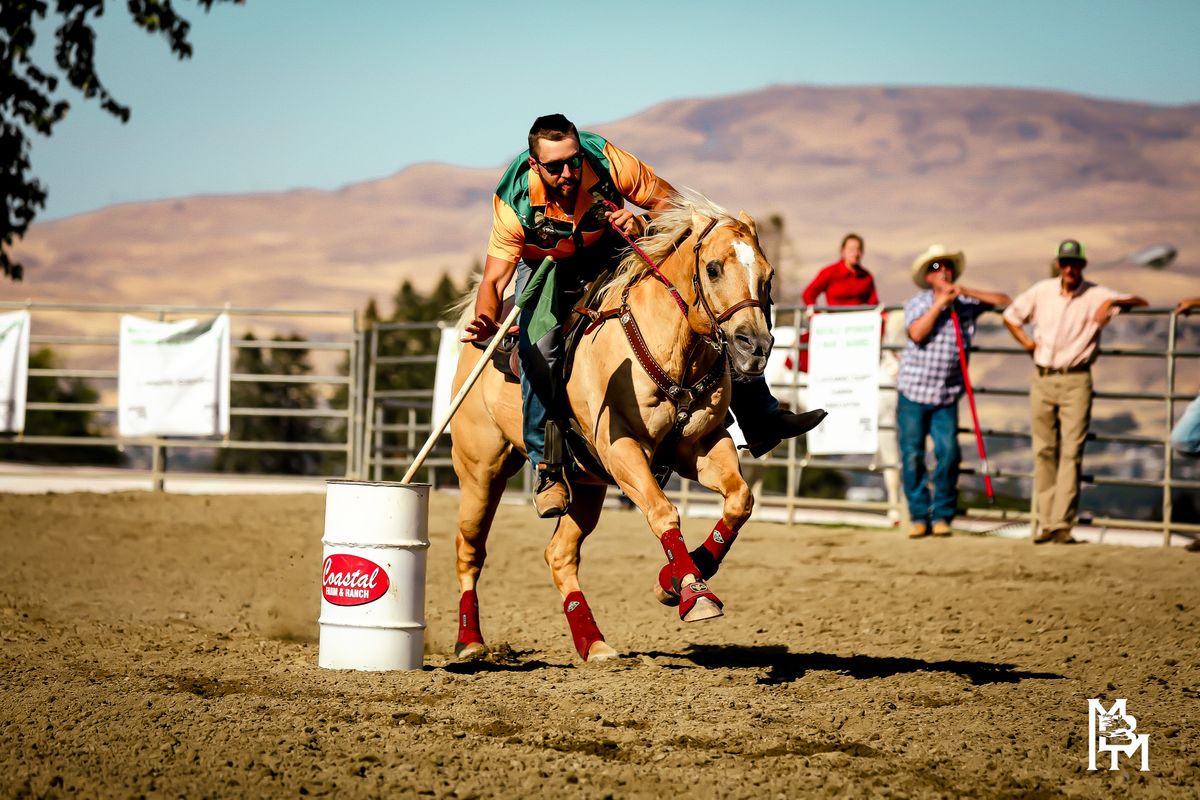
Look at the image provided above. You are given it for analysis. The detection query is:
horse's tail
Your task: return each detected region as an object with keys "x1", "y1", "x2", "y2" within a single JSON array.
[{"x1": 449, "y1": 275, "x2": 480, "y2": 333}]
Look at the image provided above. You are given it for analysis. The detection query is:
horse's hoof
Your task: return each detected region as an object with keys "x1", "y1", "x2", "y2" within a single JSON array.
[
  {"x1": 679, "y1": 581, "x2": 724, "y2": 623},
  {"x1": 454, "y1": 641, "x2": 489, "y2": 661},
  {"x1": 682, "y1": 595, "x2": 724, "y2": 622},
  {"x1": 654, "y1": 564, "x2": 680, "y2": 607},
  {"x1": 586, "y1": 641, "x2": 621, "y2": 661}
]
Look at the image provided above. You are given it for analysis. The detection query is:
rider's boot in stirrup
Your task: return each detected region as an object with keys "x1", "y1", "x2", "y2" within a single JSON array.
[
  {"x1": 534, "y1": 470, "x2": 570, "y2": 519},
  {"x1": 534, "y1": 420, "x2": 570, "y2": 518}
]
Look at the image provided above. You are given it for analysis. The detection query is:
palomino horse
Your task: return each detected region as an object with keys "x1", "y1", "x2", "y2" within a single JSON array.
[{"x1": 449, "y1": 195, "x2": 774, "y2": 661}]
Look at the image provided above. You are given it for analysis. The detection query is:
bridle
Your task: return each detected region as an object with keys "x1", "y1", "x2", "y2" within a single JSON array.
[
  {"x1": 593, "y1": 196, "x2": 768, "y2": 349},
  {"x1": 686, "y1": 217, "x2": 768, "y2": 347}
]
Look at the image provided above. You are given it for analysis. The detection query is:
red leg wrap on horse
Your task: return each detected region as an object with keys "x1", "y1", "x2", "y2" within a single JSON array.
[
  {"x1": 658, "y1": 520, "x2": 741, "y2": 600},
  {"x1": 692, "y1": 518, "x2": 740, "y2": 579},
  {"x1": 563, "y1": 591, "x2": 604, "y2": 660},
  {"x1": 456, "y1": 590, "x2": 484, "y2": 648},
  {"x1": 659, "y1": 528, "x2": 702, "y2": 593}
]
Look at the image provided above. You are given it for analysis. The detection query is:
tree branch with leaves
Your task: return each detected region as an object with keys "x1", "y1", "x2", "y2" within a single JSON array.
[{"x1": 1, "y1": 0, "x2": 242, "y2": 280}]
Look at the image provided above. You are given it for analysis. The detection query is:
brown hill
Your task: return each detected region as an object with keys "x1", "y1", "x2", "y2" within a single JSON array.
[{"x1": 7, "y1": 84, "x2": 1199, "y2": 317}]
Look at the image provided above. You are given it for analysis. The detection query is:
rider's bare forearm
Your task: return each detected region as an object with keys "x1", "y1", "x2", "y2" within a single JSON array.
[{"x1": 475, "y1": 256, "x2": 517, "y2": 319}]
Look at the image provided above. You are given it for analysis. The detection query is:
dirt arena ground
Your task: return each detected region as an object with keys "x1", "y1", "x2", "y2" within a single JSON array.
[{"x1": 1, "y1": 490, "x2": 1197, "y2": 798}]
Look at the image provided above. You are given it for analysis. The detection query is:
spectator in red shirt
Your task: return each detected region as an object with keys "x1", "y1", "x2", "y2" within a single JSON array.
[
  {"x1": 803, "y1": 233, "x2": 879, "y2": 307},
  {"x1": 795, "y1": 234, "x2": 880, "y2": 372}
]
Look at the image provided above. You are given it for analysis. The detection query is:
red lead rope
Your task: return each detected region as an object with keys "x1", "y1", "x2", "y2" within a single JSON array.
[
  {"x1": 595, "y1": 196, "x2": 689, "y2": 317},
  {"x1": 950, "y1": 308, "x2": 995, "y2": 503}
]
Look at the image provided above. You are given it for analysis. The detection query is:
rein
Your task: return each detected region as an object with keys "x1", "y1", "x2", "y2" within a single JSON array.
[{"x1": 594, "y1": 195, "x2": 689, "y2": 316}]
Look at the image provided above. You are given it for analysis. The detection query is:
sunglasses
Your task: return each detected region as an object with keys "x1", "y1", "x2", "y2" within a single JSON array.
[
  {"x1": 927, "y1": 261, "x2": 954, "y2": 272},
  {"x1": 536, "y1": 153, "x2": 584, "y2": 176}
]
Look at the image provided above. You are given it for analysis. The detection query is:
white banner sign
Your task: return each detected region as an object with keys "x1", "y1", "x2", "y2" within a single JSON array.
[
  {"x1": 431, "y1": 326, "x2": 464, "y2": 426},
  {"x1": 806, "y1": 311, "x2": 880, "y2": 455},
  {"x1": 118, "y1": 314, "x2": 230, "y2": 437},
  {"x1": 0, "y1": 310, "x2": 31, "y2": 433}
]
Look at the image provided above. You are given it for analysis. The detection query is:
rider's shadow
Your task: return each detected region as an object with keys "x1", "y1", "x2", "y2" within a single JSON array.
[{"x1": 634, "y1": 644, "x2": 1065, "y2": 686}]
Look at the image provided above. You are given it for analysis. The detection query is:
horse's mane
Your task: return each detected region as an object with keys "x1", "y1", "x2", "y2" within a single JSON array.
[{"x1": 597, "y1": 191, "x2": 735, "y2": 309}]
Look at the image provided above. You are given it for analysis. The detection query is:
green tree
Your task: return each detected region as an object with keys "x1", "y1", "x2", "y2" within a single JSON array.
[
  {"x1": 0, "y1": 347, "x2": 123, "y2": 464},
  {"x1": 2, "y1": 0, "x2": 243, "y2": 280},
  {"x1": 214, "y1": 332, "x2": 336, "y2": 475},
  {"x1": 377, "y1": 274, "x2": 464, "y2": 395}
]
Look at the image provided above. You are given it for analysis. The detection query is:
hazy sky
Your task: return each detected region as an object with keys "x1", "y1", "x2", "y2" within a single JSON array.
[{"x1": 29, "y1": 0, "x2": 1200, "y2": 220}]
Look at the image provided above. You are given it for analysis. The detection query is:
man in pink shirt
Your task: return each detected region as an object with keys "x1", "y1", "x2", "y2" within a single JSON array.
[{"x1": 1003, "y1": 239, "x2": 1147, "y2": 544}]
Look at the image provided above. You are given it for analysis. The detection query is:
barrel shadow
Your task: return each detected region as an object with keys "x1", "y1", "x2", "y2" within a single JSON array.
[{"x1": 634, "y1": 644, "x2": 1066, "y2": 686}]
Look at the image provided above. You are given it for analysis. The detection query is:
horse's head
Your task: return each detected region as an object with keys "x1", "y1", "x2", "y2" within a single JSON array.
[{"x1": 690, "y1": 209, "x2": 774, "y2": 377}]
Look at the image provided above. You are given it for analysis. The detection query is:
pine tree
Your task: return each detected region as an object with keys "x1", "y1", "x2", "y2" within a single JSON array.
[{"x1": 214, "y1": 333, "x2": 336, "y2": 475}]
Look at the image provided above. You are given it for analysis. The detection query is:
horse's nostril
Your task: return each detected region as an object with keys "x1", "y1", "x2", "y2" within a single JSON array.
[{"x1": 733, "y1": 332, "x2": 770, "y2": 359}]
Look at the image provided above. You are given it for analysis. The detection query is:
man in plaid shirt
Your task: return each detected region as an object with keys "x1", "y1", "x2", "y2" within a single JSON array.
[{"x1": 898, "y1": 245, "x2": 1011, "y2": 539}]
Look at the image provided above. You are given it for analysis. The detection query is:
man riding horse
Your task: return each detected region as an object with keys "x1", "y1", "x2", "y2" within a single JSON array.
[{"x1": 463, "y1": 114, "x2": 824, "y2": 518}]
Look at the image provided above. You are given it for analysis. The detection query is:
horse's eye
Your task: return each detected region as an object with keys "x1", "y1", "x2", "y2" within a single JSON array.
[{"x1": 705, "y1": 260, "x2": 722, "y2": 280}]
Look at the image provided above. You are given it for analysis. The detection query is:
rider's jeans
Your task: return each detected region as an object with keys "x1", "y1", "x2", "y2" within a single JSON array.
[{"x1": 515, "y1": 259, "x2": 560, "y2": 469}]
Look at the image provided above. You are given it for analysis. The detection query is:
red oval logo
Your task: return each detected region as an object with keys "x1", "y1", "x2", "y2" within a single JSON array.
[{"x1": 322, "y1": 554, "x2": 389, "y2": 606}]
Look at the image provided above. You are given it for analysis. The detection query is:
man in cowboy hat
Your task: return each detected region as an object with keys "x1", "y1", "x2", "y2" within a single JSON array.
[
  {"x1": 898, "y1": 245, "x2": 1011, "y2": 539},
  {"x1": 461, "y1": 113, "x2": 825, "y2": 518},
  {"x1": 1003, "y1": 240, "x2": 1147, "y2": 544}
]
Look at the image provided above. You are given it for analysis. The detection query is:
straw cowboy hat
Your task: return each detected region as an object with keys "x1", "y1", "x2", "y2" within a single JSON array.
[{"x1": 910, "y1": 244, "x2": 965, "y2": 288}]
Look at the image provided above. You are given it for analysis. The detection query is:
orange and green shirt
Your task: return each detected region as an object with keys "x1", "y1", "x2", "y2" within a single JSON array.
[{"x1": 487, "y1": 131, "x2": 663, "y2": 266}]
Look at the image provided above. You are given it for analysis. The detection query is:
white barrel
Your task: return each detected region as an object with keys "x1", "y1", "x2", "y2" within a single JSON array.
[{"x1": 318, "y1": 480, "x2": 429, "y2": 671}]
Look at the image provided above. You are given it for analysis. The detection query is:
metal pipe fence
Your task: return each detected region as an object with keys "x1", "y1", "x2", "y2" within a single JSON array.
[
  {"x1": 5, "y1": 298, "x2": 1195, "y2": 544},
  {"x1": 0, "y1": 301, "x2": 363, "y2": 488}
]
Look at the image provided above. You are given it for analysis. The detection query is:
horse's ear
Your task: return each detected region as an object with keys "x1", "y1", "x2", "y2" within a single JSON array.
[
  {"x1": 737, "y1": 210, "x2": 758, "y2": 238},
  {"x1": 691, "y1": 209, "x2": 710, "y2": 237}
]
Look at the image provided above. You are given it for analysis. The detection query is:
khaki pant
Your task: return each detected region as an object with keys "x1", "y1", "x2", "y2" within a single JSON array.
[{"x1": 1030, "y1": 370, "x2": 1093, "y2": 534}]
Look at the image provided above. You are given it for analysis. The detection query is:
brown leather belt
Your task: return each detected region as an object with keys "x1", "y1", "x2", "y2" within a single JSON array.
[{"x1": 1036, "y1": 364, "x2": 1090, "y2": 376}]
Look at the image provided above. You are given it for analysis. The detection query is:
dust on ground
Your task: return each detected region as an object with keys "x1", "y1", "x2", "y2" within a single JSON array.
[{"x1": 1, "y1": 491, "x2": 1196, "y2": 798}]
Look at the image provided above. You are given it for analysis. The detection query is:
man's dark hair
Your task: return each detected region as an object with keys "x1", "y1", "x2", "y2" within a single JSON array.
[
  {"x1": 841, "y1": 233, "x2": 863, "y2": 251},
  {"x1": 528, "y1": 114, "x2": 579, "y2": 156}
]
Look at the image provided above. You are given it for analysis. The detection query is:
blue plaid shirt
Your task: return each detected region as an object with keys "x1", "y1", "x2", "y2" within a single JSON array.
[{"x1": 898, "y1": 291, "x2": 985, "y2": 406}]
